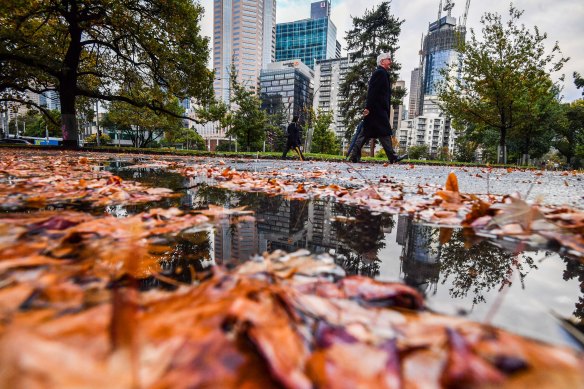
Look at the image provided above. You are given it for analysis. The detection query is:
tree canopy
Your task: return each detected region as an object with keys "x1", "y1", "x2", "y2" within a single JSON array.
[
  {"x1": 310, "y1": 108, "x2": 339, "y2": 155},
  {"x1": 437, "y1": 5, "x2": 568, "y2": 164},
  {"x1": 339, "y1": 2, "x2": 404, "y2": 140},
  {"x1": 227, "y1": 66, "x2": 267, "y2": 152},
  {"x1": 0, "y1": 0, "x2": 213, "y2": 147}
]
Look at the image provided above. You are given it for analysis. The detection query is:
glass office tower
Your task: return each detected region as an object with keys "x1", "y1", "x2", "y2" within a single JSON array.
[{"x1": 275, "y1": 1, "x2": 339, "y2": 69}]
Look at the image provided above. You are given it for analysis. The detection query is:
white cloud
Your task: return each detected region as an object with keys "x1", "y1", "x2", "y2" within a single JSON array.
[{"x1": 198, "y1": 0, "x2": 584, "y2": 102}]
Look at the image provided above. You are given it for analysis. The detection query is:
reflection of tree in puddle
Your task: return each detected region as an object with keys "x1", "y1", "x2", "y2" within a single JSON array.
[
  {"x1": 439, "y1": 231, "x2": 537, "y2": 306},
  {"x1": 561, "y1": 256, "x2": 584, "y2": 321},
  {"x1": 397, "y1": 216, "x2": 538, "y2": 306},
  {"x1": 139, "y1": 229, "x2": 213, "y2": 290},
  {"x1": 332, "y1": 204, "x2": 395, "y2": 278}
]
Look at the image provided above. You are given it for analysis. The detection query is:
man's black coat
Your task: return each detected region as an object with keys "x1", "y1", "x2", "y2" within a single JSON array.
[
  {"x1": 363, "y1": 66, "x2": 392, "y2": 138},
  {"x1": 286, "y1": 122, "x2": 302, "y2": 147}
]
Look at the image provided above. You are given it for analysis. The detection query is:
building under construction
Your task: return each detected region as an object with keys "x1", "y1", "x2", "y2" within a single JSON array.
[{"x1": 416, "y1": 0, "x2": 469, "y2": 116}]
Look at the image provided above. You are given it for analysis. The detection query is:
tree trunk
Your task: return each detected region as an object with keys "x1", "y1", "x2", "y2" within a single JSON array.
[
  {"x1": 59, "y1": 8, "x2": 83, "y2": 148},
  {"x1": 498, "y1": 127, "x2": 507, "y2": 164},
  {"x1": 369, "y1": 139, "x2": 376, "y2": 157}
]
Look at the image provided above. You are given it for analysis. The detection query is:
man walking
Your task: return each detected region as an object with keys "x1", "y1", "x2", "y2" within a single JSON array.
[
  {"x1": 349, "y1": 52, "x2": 407, "y2": 164},
  {"x1": 282, "y1": 115, "x2": 304, "y2": 160}
]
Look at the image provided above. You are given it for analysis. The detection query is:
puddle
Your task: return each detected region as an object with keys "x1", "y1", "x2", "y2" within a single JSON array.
[{"x1": 106, "y1": 162, "x2": 584, "y2": 350}]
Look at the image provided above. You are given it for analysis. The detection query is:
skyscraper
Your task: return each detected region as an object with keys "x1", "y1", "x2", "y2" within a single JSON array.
[
  {"x1": 275, "y1": 1, "x2": 340, "y2": 69},
  {"x1": 310, "y1": 0, "x2": 330, "y2": 19},
  {"x1": 408, "y1": 67, "x2": 422, "y2": 119},
  {"x1": 213, "y1": 0, "x2": 276, "y2": 103},
  {"x1": 418, "y1": 8, "x2": 465, "y2": 114}
]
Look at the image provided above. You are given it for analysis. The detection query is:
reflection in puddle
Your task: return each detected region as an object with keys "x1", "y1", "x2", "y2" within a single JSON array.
[{"x1": 108, "y1": 163, "x2": 584, "y2": 349}]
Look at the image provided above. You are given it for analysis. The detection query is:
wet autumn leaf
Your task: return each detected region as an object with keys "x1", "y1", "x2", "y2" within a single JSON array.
[{"x1": 490, "y1": 196, "x2": 543, "y2": 233}]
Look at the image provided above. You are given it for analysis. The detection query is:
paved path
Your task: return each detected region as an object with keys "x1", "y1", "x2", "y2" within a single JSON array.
[{"x1": 227, "y1": 158, "x2": 584, "y2": 209}]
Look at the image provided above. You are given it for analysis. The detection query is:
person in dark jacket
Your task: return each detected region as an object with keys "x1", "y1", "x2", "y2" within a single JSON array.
[
  {"x1": 349, "y1": 52, "x2": 407, "y2": 164},
  {"x1": 282, "y1": 115, "x2": 304, "y2": 160}
]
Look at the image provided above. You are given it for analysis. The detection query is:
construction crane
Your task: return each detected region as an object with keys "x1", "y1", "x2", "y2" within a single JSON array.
[
  {"x1": 461, "y1": 0, "x2": 471, "y2": 28},
  {"x1": 437, "y1": 0, "x2": 442, "y2": 20},
  {"x1": 443, "y1": 0, "x2": 455, "y2": 16}
]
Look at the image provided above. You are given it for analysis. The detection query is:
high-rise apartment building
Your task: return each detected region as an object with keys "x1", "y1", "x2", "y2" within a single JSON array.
[
  {"x1": 313, "y1": 57, "x2": 350, "y2": 139},
  {"x1": 213, "y1": 0, "x2": 276, "y2": 103},
  {"x1": 275, "y1": 1, "x2": 340, "y2": 69},
  {"x1": 408, "y1": 68, "x2": 422, "y2": 119}
]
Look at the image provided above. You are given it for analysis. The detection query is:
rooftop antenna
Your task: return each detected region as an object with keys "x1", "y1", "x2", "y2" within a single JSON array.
[{"x1": 437, "y1": 0, "x2": 443, "y2": 20}]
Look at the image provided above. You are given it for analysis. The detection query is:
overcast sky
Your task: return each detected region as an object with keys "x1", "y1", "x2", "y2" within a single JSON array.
[{"x1": 199, "y1": 0, "x2": 584, "y2": 105}]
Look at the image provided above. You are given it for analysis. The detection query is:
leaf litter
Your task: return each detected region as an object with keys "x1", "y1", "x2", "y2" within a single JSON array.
[{"x1": 0, "y1": 149, "x2": 583, "y2": 387}]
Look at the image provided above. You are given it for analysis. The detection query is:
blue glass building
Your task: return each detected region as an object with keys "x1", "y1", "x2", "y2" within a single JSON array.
[
  {"x1": 275, "y1": 1, "x2": 339, "y2": 69},
  {"x1": 420, "y1": 16, "x2": 465, "y2": 97}
]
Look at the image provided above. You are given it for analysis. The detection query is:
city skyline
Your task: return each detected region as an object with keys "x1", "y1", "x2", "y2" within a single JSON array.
[{"x1": 200, "y1": 0, "x2": 584, "y2": 106}]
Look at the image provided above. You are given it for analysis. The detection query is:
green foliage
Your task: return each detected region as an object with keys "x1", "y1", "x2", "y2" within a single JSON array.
[
  {"x1": 407, "y1": 145, "x2": 430, "y2": 160},
  {"x1": 575, "y1": 72, "x2": 584, "y2": 96},
  {"x1": 453, "y1": 134, "x2": 479, "y2": 163},
  {"x1": 228, "y1": 65, "x2": 267, "y2": 152},
  {"x1": 437, "y1": 5, "x2": 568, "y2": 164},
  {"x1": 13, "y1": 110, "x2": 60, "y2": 138},
  {"x1": 310, "y1": 109, "x2": 339, "y2": 154},
  {"x1": 262, "y1": 95, "x2": 288, "y2": 152},
  {"x1": 84, "y1": 133, "x2": 112, "y2": 144},
  {"x1": 163, "y1": 127, "x2": 206, "y2": 151},
  {"x1": 196, "y1": 100, "x2": 233, "y2": 138},
  {"x1": 0, "y1": 0, "x2": 213, "y2": 146},
  {"x1": 103, "y1": 82, "x2": 185, "y2": 148},
  {"x1": 339, "y1": 2, "x2": 404, "y2": 140},
  {"x1": 554, "y1": 100, "x2": 584, "y2": 168}
]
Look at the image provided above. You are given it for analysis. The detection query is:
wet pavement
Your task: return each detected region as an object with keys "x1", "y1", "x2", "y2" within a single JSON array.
[
  {"x1": 107, "y1": 157, "x2": 584, "y2": 351},
  {"x1": 225, "y1": 158, "x2": 584, "y2": 210}
]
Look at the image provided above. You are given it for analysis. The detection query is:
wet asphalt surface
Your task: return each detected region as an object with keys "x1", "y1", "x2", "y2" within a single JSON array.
[{"x1": 226, "y1": 158, "x2": 584, "y2": 210}]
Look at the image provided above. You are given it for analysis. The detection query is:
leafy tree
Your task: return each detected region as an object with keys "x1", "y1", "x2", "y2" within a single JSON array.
[
  {"x1": 575, "y1": 72, "x2": 584, "y2": 96},
  {"x1": 437, "y1": 6, "x2": 568, "y2": 164},
  {"x1": 0, "y1": 0, "x2": 213, "y2": 147},
  {"x1": 104, "y1": 84, "x2": 185, "y2": 148},
  {"x1": 310, "y1": 108, "x2": 339, "y2": 154},
  {"x1": 407, "y1": 145, "x2": 429, "y2": 160},
  {"x1": 163, "y1": 127, "x2": 206, "y2": 151},
  {"x1": 554, "y1": 100, "x2": 584, "y2": 168},
  {"x1": 228, "y1": 66, "x2": 267, "y2": 152},
  {"x1": 84, "y1": 133, "x2": 111, "y2": 145},
  {"x1": 507, "y1": 76, "x2": 564, "y2": 164},
  {"x1": 261, "y1": 94, "x2": 288, "y2": 152},
  {"x1": 196, "y1": 100, "x2": 233, "y2": 144},
  {"x1": 339, "y1": 2, "x2": 404, "y2": 141}
]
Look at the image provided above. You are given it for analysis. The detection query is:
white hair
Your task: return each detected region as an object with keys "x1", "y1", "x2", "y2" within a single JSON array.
[{"x1": 376, "y1": 52, "x2": 392, "y2": 66}]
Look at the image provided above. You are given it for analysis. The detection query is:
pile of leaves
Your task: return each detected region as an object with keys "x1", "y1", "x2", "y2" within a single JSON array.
[
  {"x1": 1, "y1": 245, "x2": 583, "y2": 388},
  {"x1": 0, "y1": 152, "x2": 177, "y2": 210},
  {"x1": 1, "y1": 150, "x2": 583, "y2": 387}
]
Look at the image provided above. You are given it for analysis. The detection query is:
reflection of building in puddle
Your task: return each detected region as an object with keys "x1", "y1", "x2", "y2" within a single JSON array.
[
  {"x1": 397, "y1": 215, "x2": 441, "y2": 295},
  {"x1": 254, "y1": 199, "x2": 342, "y2": 255},
  {"x1": 214, "y1": 216, "x2": 259, "y2": 265}
]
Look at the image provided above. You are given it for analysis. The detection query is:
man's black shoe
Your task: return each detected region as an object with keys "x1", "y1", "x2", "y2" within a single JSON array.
[
  {"x1": 389, "y1": 154, "x2": 408, "y2": 164},
  {"x1": 395, "y1": 154, "x2": 408, "y2": 163}
]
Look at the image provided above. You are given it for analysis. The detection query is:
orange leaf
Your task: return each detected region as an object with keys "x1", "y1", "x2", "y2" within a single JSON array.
[{"x1": 445, "y1": 172, "x2": 459, "y2": 193}]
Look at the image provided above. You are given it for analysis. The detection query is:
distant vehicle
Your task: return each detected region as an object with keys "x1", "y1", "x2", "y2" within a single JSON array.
[{"x1": 0, "y1": 138, "x2": 32, "y2": 145}]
